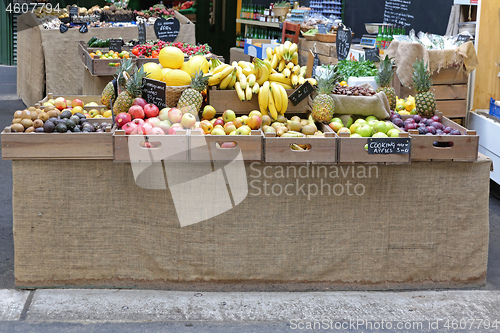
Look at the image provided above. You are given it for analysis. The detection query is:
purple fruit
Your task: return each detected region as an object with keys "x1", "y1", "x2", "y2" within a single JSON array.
[
  {"x1": 390, "y1": 114, "x2": 399, "y2": 122},
  {"x1": 407, "y1": 123, "x2": 417, "y2": 130},
  {"x1": 418, "y1": 122, "x2": 426, "y2": 128},
  {"x1": 407, "y1": 118, "x2": 416, "y2": 123},
  {"x1": 436, "y1": 129, "x2": 444, "y2": 135},
  {"x1": 430, "y1": 121, "x2": 442, "y2": 130},
  {"x1": 393, "y1": 118, "x2": 404, "y2": 127},
  {"x1": 412, "y1": 115, "x2": 422, "y2": 123},
  {"x1": 427, "y1": 126, "x2": 436, "y2": 134},
  {"x1": 431, "y1": 116, "x2": 440, "y2": 122},
  {"x1": 443, "y1": 126, "x2": 453, "y2": 134},
  {"x1": 425, "y1": 132, "x2": 434, "y2": 135},
  {"x1": 418, "y1": 126, "x2": 428, "y2": 134},
  {"x1": 450, "y1": 129, "x2": 461, "y2": 135}
]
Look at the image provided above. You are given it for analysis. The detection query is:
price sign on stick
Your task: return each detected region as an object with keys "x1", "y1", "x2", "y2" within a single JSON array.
[
  {"x1": 336, "y1": 23, "x2": 352, "y2": 61},
  {"x1": 154, "y1": 17, "x2": 180, "y2": 42},
  {"x1": 138, "y1": 22, "x2": 146, "y2": 44},
  {"x1": 142, "y1": 78, "x2": 167, "y2": 109},
  {"x1": 109, "y1": 39, "x2": 123, "y2": 53}
]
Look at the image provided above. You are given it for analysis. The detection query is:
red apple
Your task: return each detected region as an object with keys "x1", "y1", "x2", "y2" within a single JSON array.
[
  {"x1": 168, "y1": 108, "x2": 182, "y2": 124},
  {"x1": 54, "y1": 97, "x2": 67, "y2": 111},
  {"x1": 149, "y1": 127, "x2": 165, "y2": 135},
  {"x1": 122, "y1": 121, "x2": 138, "y2": 135},
  {"x1": 233, "y1": 117, "x2": 243, "y2": 128},
  {"x1": 141, "y1": 123, "x2": 154, "y2": 135},
  {"x1": 169, "y1": 123, "x2": 183, "y2": 135},
  {"x1": 129, "y1": 105, "x2": 145, "y2": 119},
  {"x1": 144, "y1": 103, "x2": 159, "y2": 118},
  {"x1": 213, "y1": 118, "x2": 224, "y2": 128},
  {"x1": 181, "y1": 113, "x2": 197, "y2": 129},
  {"x1": 158, "y1": 108, "x2": 171, "y2": 121},
  {"x1": 223, "y1": 109, "x2": 236, "y2": 123},
  {"x1": 220, "y1": 142, "x2": 237, "y2": 148},
  {"x1": 200, "y1": 120, "x2": 213, "y2": 134},
  {"x1": 146, "y1": 117, "x2": 160, "y2": 127},
  {"x1": 71, "y1": 98, "x2": 84, "y2": 108},
  {"x1": 132, "y1": 97, "x2": 147, "y2": 108},
  {"x1": 247, "y1": 115, "x2": 262, "y2": 130},
  {"x1": 115, "y1": 112, "x2": 132, "y2": 128},
  {"x1": 224, "y1": 122, "x2": 237, "y2": 135}
]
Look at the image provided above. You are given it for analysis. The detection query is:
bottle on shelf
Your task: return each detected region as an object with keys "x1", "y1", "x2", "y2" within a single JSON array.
[
  {"x1": 375, "y1": 25, "x2": 383, "y2": 50},
  {"x1": 387, "y1": 27, "x2": 393, "y2": 48},
  {"x1": 382, "y1": 25, "x2": 388, "y2": 49}
]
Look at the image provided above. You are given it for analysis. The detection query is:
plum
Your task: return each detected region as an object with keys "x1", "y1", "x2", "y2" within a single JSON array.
[
  {"x1": 412, "y1": 115, "x2": 422, "y2": 123},
  {"x1": 443, "y1": 126, "x2": 453, "y2": 134},
  {"x1": 407, "y1": 118, "x2": 416, "y2": 123},
  {"x1": 427, "y1": 126, "x2": 436, "y2": 134},
  {"x1": 407, "y1": 123, "x2": 417, "y2": 130},
  {"x1": 418, "y1": 126, "x2": 428, "y2": 134},
  {"x1": 425, "y1": 132, "x2": 434, "y2": 135},
  {"x1": 436, "y1": 129, "x2": 444, "y2": 135},
  {"x1": 431, "y1": 116, "x2": 440, "y2": 122},
  {"x1": 450, "y1": 129, "x2": 461, "y2": 135},
  {"x1": 393, "y1": 118, "x2": 404, "y2": 127}
]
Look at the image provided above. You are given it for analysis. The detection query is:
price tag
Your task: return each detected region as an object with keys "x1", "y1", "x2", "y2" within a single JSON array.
[
  {"x1": 367, "y1": 138, "x2": 410, "y2": 154},
  {"x1": 59, "y1": 24, "x2": 68, "y2": 33},
  {"x1": 288, "y1": 81, "x2": 314, "y2": 106},
  {"x1": 69, "y1": 6, "x2": 78, "y2": 21},
  {"x1": 457, "y1": 34, "x2": 471, "y2": 43},
  {"x1": 364, "y1": 48, "x2": 380, "y2": 62},
  {"x1": 142, "y1": 78, "x2": 167, "y2": 109},
  {"x1": 138, "y1": 22, "x2": 146, "y2": 44},
  {"x1": 79, "y1": 24, "x2": 88, "y2": 33},
  {"x1": 336, "y1": 23, "x2": 352, "y2": 61},
  {"x1": 109, "y1": 39, "x2": 122, "y2": 53},
  {"x1": 317, "y1": 23, "x2": 327, "y2": 34},
  {"x1": 154, "y1": 17, "x2": 180, "y2": 42}
]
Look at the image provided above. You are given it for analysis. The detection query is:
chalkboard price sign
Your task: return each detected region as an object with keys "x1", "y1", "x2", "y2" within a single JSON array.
[
  {"x1": 59, "y1": 24, "x2": 68, "y2": 33},
  {"x1": 69, "y1": 6, "x2": 78, "y2": 21},
  {"x1": 289, "y1": 81, "x2": 314, "y2": 106},
  {"x1": 317, "y1": 24, "x2": 327, "y2": 34},
  {"x1": 154, "y1": 17, "x2": 180, "y2": 42},
  {"x1": 457, "y1": 34, "x2": 471, "y2": 43},
  {"x1": 109, "y1": 39, "x2": 123, "y2": 53},
  {"x1": 336, "y1": 24, "x2": 352, "y2": 61},
  {"x1": 142, "y1": 78, "x2": 166, "y2": 109},
  {"x1": 79, "y1": 24, "x2": 88, "y2": 34},
  {"x1": 138, "y1": 22, "x2": 146, "y2": 44},
  {"x1": 364, "y1": 48, "x2": 380, "y2": 62},
  {"x1": 367, "y1": 138, "x2": 410, "y2": 154}
]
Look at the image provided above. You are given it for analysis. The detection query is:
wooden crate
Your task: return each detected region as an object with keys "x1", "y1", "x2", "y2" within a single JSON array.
[
  {"x1": 79, "y1": 41, "x2": 137, "y2": 76},
  {"x1": 39, "y1": 94, "x2": 106, "y2": 112},
  {"x1": 113, "y1": 129, "x2": 189, "y2": 162},
  {"x1": 207, "y1": 87, "x2": 309, "y2": 114},
  {"x1": 392, "y1": 67, "x2": 468, "y2": 119},
  {"x1": 1, "y1": 126, "x2": 113, "y2": 160},
  {"x1": 337, "y1": 131, "x2": 411, "y2": 164},
  {"x1": 298, "y1": 38, "x2": 336, "y2": 57},
  {"x1": 189, "y1": 129, "x2": 263, "y2": 161},
  {"x1": 263, "y1": 123, "x2": 337, "y2": 163},
  {"x1": 408, "y1": 114, "x2": 478, "y2": 162}
]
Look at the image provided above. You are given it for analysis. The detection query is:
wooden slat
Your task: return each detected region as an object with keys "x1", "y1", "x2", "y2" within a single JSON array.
[
  {"x1": 431, "y1": 67, "x2": 468, "y2": 85},
  {"x1": 436, "y1": 100, "x2": 467, "y2": 118},
  {"x1": 397, "y1": 84, "x2": 467, "y2": 101},
  {"x1": 298, "y1": 50, "x2": 338, "y2": 66},
  {"x1": 298, "y1": 38, "x2": 336, "y2": 57},
  {"x1": 1, "y1": 131, "x2": 113, "y2": 160}
]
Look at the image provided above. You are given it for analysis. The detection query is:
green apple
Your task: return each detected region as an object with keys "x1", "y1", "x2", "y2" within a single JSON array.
[
  {"x1": 384, "y1": 121, "x2": 394, "y2": 131},
  {"x1": 345, "y1": 116, "x2": 353, "y2": 128},
  {"x1": 350, "y1": 133, "x2": 362, "y2": 138},
  {"x1": 365, "y1": 115, "x2": 378, "y2": 123},
  {"x1": 356, "y1": 124, "x2": 373, "y2": 137},
  {"x1": 372, "y1": 121, "x2": 387, "y2": 134},
  {"x1": 372, "y1": 132, "x2": 388, "y2": 138},
  {"x1": 387, "y1": 129, "x2": 400, "y2": 137},
  {"x1": 211, "y1": 127, "x2": 226, "y2": 135},
  {"x1": 329, "y1": 121, "x2": 343, "y2": 132},
  {"x1": 368, "y1": 119, "x2": 378, "y2": 127},
  {"x1": 354, "y1": 119, "x2": 367, "y2": 125},
  {"x1": 236, "y1": 125, "x2": 251, "y2": 135},
  {"x1": 350, "y1": 123, "x2": 361, "y2": 134},
  {"x1": 330, "y1": 117, "x2": 343, "y2": 126},
  {"x1": 223, "y1": 109, "x2": 236, "y2": 123}
]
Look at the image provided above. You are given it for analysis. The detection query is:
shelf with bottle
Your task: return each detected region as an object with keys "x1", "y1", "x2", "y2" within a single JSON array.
[
  {"x1": 374, "y1": 25, "x2": 406, "y2": 52},
  {"x1": 235, "y1": 26, "x2": 283, "y2": 49},
  {"x1": 236, "y1": 19, "x2": 280, "y2": 28}
]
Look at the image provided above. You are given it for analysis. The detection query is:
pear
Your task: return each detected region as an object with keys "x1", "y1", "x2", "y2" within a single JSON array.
[
  {"x1": 276, "y1": 115, "x2": 287, "y2": 123},
  {"x1": 287, "y1": 120, "x2": 302, "y2": 132}
]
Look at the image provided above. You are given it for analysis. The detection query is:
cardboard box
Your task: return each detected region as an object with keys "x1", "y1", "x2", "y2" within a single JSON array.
[
  {"x1": 244, "y1": 39, "x2": 279, "y2": 59},
  {"x1": 230, "y1": 47, "x2": 251, "y2": 63}
]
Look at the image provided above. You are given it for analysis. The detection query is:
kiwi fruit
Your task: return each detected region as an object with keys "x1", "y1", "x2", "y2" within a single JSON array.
[
  {"x1": 25, "y1": 126, "x2": 35, "y2": 133},
  {"x1": 35, "y1": 109, "x2": 42, "y2": 113},
  {"x1": 28, "y1": 106, "x2": 36, "y2": 112},
  {"x1": 30, "y1": 111, "x2": 38, "y2": 121},
  {"x1": 10, "y1": 123, "x2": 25, "y2": 132},
  {"x1": 33, "y1": 119, "x2": 44, "y2": 128},
  {"x1": 12, "y1": 118, "x2": 22, "y2": 124},
  {"x1": 46, "y1": 110, "x2": 58, "y2": 118},
  {"x1": 45, "y1": 105, "x2": 55, "y2": 111},
  {"x1": 39, "y1": 112, "x2": 49, "y2": 122},
  {"x1": 14, "y1": 110, "x2": 23, "y2": 118},
  {"x1": 21, "y1": 119, "x2": 33, "y2": 129},
  {"x1": 21, "y1": 110, "x2": 31, "y2": 119}
]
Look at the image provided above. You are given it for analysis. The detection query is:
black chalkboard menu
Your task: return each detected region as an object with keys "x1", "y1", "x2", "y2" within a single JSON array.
[{"x1": 343, "y1": 0, "x2": 453, "y2": 39}]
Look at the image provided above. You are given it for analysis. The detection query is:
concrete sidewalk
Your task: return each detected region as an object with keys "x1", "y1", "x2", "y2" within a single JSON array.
[{"x1": 1, "y1": 289, "x2": 500, "y2": 332}]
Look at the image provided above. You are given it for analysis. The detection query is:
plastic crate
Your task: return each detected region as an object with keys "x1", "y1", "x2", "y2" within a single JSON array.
[{"x1": 490, "y1": 98, "x2": 500, "y2": 119}]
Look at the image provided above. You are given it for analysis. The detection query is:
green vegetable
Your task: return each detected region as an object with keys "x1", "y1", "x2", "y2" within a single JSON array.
[
  {"x1": 87, "y1": 36, "x2": 97, "y2": 46},
  {"x1": 330, "y1": 58, "x2": 378, "y2": 82},
  {"x1": 303, "y1": 29, "x2": 318, "y2": 35},
  {"x1": 98, "y1": 39, "x2": 105, "y2": 47},
  {"x1": 104, "y1": 39, "x2": 110, "y2": 47}
]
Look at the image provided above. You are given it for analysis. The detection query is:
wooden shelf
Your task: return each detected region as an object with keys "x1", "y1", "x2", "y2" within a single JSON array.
[{"x1": 236, "y1": 19, "x2": 280, "y2": 29}]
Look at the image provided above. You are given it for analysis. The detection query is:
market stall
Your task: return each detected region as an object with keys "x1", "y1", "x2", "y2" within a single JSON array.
[{"x1": 17, "y1": 11, "x2": 195, "y2": 106}]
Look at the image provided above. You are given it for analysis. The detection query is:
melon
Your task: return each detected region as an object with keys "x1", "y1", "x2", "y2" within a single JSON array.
[
  {"x1": 158, "y1": 46, "x2": 185, "y2": 69},
  {"x1": 164, "y1": 69, "x2": 192, "y2": 86},
  {"x1": 142, "y1": 62, "x2": 163, "y2": 81},
  {"x1": 160, "y1": 68, "x2": 172, "y2": 82},
  {"x1": 184, "y1": 55, "x2": 210, "y2": 77}
]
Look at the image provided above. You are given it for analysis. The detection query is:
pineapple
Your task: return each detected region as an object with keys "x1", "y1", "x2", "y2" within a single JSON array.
[
  {"x1": 113, "y1": 66, "x2": 146, "y2": 115},
  {"x1": 412, "y1": 59, "x2": 436, "y2": 118},
  {"x1": 101, "y1": 58, "x2": 135, "y2": 108},
  {"x1": 376, "y1": 56, "x2": 396, "y2": 110},
  {"x1": 177, "y1": 70, "x2": 209, "y2": 115},
  {"x1": 311, "y1": 68, "x2": 337, "y2": 123}
]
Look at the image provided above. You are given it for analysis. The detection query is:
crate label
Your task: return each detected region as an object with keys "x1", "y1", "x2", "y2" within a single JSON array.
[
  {"x1": 336, "y1": 23, "x2": 352, "y2": 61},
  {"x1": 154, "y1": 17, "x2": 180, "y2": 42},
  {"x1": 109, "y1": 39, "x2": 122, "y2": 53},
  {"x1": 288, "y1": 81, "x2": 314, "y2": 106},
  {"x1": 79, "y1": 24, "x2": 88, "y2": 33},
  {"x1": 59, "y1": 24, "x2": 68, "y2": 33},
  {"x1": 142, "y1": 78, "x2": 166, "y2": 109},
  {"x1": 138, "y1": 22, "x2": 146, "y2": 44},
  {"x1": 367, "y1": 138, "x2": 410, "y2": 154},
  {"x1": 317, "y1": 24, "x2": 327, "y2": 34}
]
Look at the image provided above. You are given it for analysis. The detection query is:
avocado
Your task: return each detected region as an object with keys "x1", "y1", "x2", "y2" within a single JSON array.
[
  {"x1": 48, "y1": 117, "x2": 58, "y2": 124},
  {"x1": 65, "y1": 119, "x2": 76, "y2": 130},
  {"x1": 60, "y1": 110, "x2": 72, "y2": 119},
  {"x1": 75, "y1": 112, "x2": 86, "y2": 119},
  {"x1": 43, "y1": 121, "x2": 56, "y2": 133},
  {"x1": 70, "y1": 115, "x2": 80, "y2": 125},
  {"x1": 55, "y1": 118, "x2": 67, "y2": 125},
  {"x1": 72, "y1": 126, "x2": 81, "y2": 133},
  {"x1": 55, "y1": 123, "x2": 67, "y2": 133}
]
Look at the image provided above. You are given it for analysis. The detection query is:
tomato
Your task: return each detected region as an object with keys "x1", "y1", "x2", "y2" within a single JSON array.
[
  {"x1": 132, "y1": 47, "x2": 140, "y2": 56},
  {"x1": 151, "y1": 50, "x2": 159, "y2": 58}
]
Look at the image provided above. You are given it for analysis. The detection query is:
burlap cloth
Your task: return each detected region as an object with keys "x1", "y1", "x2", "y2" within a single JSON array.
[
  {"x1": 17, "y1": 11, "x2": 196, "y2": 106},
  {"x1": 385, "y1": 41, "x2": 478, "y2": 88},
  {"x1": 13, "y1": 157, "x2": 490, "y2": 290}
]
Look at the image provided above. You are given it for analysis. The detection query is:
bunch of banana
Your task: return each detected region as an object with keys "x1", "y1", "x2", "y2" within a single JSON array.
[{"x1": 258, "y1": 81, "x2": 289, "y2": 120}]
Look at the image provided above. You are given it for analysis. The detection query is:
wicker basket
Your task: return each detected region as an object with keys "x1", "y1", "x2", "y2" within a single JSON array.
[
  {"x1": 316, "y1": 33, "x2": 336, "y2": 43},
  {"x1": 166, "y1": 85, "x2": 191, "y2": 108},
  {"x1": 273, "y1": 6, "x2": 290, "y2": 17},
  {"x1": 302, "y1": 34, "x2": 318, "y2": 41}
]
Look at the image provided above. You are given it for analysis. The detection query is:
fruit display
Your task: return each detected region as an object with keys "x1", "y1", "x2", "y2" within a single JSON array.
[
  {"x1": 375, "y1": 56, "x2": 397, "y2": 110},
  {"x1": 412, "y1": 59, "x2": 436, "y2": 118},
  {"x1": 311, "y1": 68, "x2": 337, "y2": 123},
  {"x1": 330, "y1": 115, "x2": 400, "y2": 138},
  {"x1": 390, "y1": 112, "x2": 462, "y2": 136},
  {"x1": 394, "y1": 96, "x2": 416, "y2": 115},
  {"x1": 42, "y1": 97, "x2": 112, "y2": 119},
  {"x1": 134, "y1": 4, "x2": 175, "y2": 20},
  {"x1": 263, "y1": 114, "x2": 327, "y2": 140},
  {"x1": 192, "y1": 106, "x2": 262, "y2": 136},
  {"x1": 131, "y1": 41, "x2": 211, "y2": 58},
  {"x1": 331, "y1": 84, "x2": 377, "y2": 96},
  {"x1": 8, "y1": 104, "x2": 110, "y2": 134},
  {"x1": 113, "y1": 66, "x2": 148, "y2": 115},
  {"x1": 90, "y1": 50, "x2": 131, "y2": 60}
]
